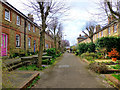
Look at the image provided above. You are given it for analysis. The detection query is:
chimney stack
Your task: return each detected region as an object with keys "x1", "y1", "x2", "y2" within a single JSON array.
[
  {"x1": 28, "y1": 14, "x2": 34, "y2": 22},
  {"x1": 79, "y1": 34, "x2": 81, "y2": 37}
]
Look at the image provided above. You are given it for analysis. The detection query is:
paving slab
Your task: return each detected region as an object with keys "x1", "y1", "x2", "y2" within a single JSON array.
[{"x1": 2, "y1": 71, "x2": 39, "y2": 88}]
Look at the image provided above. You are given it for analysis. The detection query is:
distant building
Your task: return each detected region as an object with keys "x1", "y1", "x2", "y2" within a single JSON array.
[{"x1": 77, "y1": 15, "x2": 120, "y2": 44}]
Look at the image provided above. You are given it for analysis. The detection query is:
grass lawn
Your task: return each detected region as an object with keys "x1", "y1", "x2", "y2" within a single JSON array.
[
  {"x1": 112, "y1": 74, "x2": 120, "y2": 81},
  {"x1": 110, "y1": 65, "x2": 120, "y2": 69},
  {"x1": 18, "y1": 64, "x2": 48, "y2": 71}
]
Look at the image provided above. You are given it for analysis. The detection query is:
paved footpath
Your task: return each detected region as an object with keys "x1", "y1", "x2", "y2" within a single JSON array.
[{"x1": 34, "y1": 52, "x2": 114, "y2": 88}]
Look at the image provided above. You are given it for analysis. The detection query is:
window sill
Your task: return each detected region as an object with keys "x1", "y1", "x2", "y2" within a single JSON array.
[
  {"x1": 16, "y1": 47, "x2": 21, "y2": 48},
  {"x1": 5, "y1": 19, "x2": 11, "y2": 22},
  {"x1": 17, "y1": 24, "x2": 20, "y2": 26}
]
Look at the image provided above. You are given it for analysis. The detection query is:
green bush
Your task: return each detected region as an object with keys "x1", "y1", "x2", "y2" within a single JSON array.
[
  {"x1": 77, "y1": 43, "x2": 88, "y2": 55},
  {"x1": 46, "y1": 48, "x2": 56, "y2": 58},
  {"x1": 88, "y1": 62, "x2": 108, "y2": 74},
  {"x1": 87, "y1": 42, "x2": 96, "y2": 53},
  {"x1": 96, "y1": 37, "x2": 120, "y2": 52},
  {"x1": 81, "y1": 52, "x2": 98, "y2": 61},
  {"x1": 77, "y1": 42, "x2": 96, "y2": 55}
]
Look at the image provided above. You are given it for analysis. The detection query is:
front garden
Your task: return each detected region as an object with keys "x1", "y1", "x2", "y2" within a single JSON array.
[
  {"x1": 2, "y1": 48, "x2": 63, "y2": 88},
  {"x1": 75, "y1": 37, "x2": 120, "y2": 88}
]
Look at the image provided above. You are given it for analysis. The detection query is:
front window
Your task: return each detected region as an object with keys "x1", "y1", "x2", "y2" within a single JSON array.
[
  {"x1": 108, "y1": 27, "x2": 110, "y2": 35},
  {"x1": 16, "y1": 34, "x2": 20, "y2": 47},
  {"x1": 5, "y1": 9, "x2": 10, "y2": 21},
  {"x1": 17, "y1": 15, "x2": 20, "y2": 25},
  {"x1": 28, "y1": 23, "x2": 31, "y2": 31},
  {"x1": 28, "y1": 38, "x2": 31, "y2": 48},
  {"x1": 114, "y1": 24, "x2": 117, "y2": 33}
]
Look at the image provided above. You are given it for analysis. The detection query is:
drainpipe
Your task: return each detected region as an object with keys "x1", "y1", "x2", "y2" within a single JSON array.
[{"x1": 24, "y1": 19, "x2": 27, "y2": 54}]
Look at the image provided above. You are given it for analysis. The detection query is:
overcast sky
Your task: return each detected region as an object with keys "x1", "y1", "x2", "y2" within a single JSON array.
[{"x1": 7, "y1": 0, "x2": 101, "y2": 46}]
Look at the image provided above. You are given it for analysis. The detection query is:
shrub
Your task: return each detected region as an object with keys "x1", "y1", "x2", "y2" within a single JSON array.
[
  {"x1": 87, "y1": 42, "x2": 96, "y2": 53},
  {"x1": 46, "y1": 48, "x2": 56, "y2": 58},
  {"x1": 77, "y1": 43, "x2": 88, "y2": 55},
  {"x1": 88, "y1": 62, "x2": 108, "y2": 74},
  {"x1": 108, "y1": 48, "x2": 120, "y2": 58},
  {"x1": 96, "y1": 37, "x2": 120, "y2": 52},
  {"x1": 81, "y1": 52, "x2": 98, "y2": 59}
]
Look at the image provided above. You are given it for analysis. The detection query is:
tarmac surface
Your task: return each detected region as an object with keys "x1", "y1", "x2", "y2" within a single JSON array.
[{"x1": 34, "y1": 52, "x2": 114, "y2": 88}]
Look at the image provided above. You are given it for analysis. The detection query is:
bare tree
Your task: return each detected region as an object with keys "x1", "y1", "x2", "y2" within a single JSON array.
[
  {"x1": 57, "y1": 23, "x2": 63, "y2": 52},
  {"x1": 48, "y1": 18, "x2": 63, "y2": 52},
  {"x1": 82, "y1": 21, "x2": 96, "y2": 43},
  {"x1": 23, "y1": 0, "x2": 69, "y2": 67},
  {"x1": 104, "y1": 0, "x2": 120, "y2": 20}
]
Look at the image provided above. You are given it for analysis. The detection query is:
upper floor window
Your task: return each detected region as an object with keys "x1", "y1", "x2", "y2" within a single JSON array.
[
  {"x1": 28, "y1": 23, "x2": 31, "y2": 31},
  {"x1": 108, "y1": 27, "x2": 110, "y2": 35},
  {"x1": 94, "y1": 35, "x2": 95, "y2": 40},
  {"x1": 98, "y1": 33, "x2": 99, "y2": 38},
  {"x1": 33, "y1": 26, "x2": 35, "y2": 32},
  {"x1": 16, "y1": 34, "x2": 20, "y2": 47},
  {"x1": 114, "y1": 24, "x2": 117, "y2": 33},
  {"x1": 17, "y1": 15, "x2": 20, "y2": 25},
  {"x1": 101, "y1": 31, "x2": 103, "y2": 37},
  {"x1": 28, "y1": 38, "x2": 31, "y2": 48},
  {"x1": 5, "y1": 9, "x2": 10, "y2": 21}
]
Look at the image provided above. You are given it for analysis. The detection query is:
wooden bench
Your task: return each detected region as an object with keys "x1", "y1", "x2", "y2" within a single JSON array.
[{"x1": 21, "y1": 55, "x2": 52, "y2": 65}]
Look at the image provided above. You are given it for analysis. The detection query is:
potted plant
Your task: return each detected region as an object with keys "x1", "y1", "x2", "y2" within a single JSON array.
[{"x1": 108, "y1": 48, "x2": 120, "y2": 61}]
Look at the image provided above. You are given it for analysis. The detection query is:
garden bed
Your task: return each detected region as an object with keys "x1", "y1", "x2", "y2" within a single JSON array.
[{"x1": 105, "y1": 74, "x2": 120, "y2": 89}]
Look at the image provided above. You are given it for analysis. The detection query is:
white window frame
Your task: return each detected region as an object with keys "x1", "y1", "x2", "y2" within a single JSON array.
[
  {"x1": 28, "y1": 23, "x2": 31, "y2": 31},
  {"x1": 101, "y1": 31, "x2": 103, "y2": 37},
  {"x1": 17, "y1": 15, "x2": 20, "y2": 25},
  {"x1": 5, "y1": 9, "x2": 10, "y2": 21},
  {"x1": 33, "y1": 26, "x2": 35, "y2": 32},
  {"x1": 28, "y1": 38, "x2": 31, "y2": 48},
  {"x1": 114, "y1": 24, "x2": 117, "y2": 33},
  {"x1": 108, "y1": 27, "x2": 110, "y2": 35},
  {"x1": 16, "y1": 34, "x2": 20, "y2": 47}
]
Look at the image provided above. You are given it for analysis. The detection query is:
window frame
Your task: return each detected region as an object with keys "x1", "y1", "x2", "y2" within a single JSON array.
[
  {"x1": 33, "y1": 26, "x2": 35, "y2": 32},
  {"x1": 28, "y1": 23, "x2": 31, "y2": 31},
  {"x1": 108, "y1": 27, "x2": 111, "y2": 35},
  {"x1": 28, "y1": 37, "x2": 31, "y2": 48},
  {"x1": 114, "y1": 24, "x2": 117, "y2": 33},
  {"x1": 16, "y1": 34, "x2": 20, "y2": 47},
  {"x1": 17, "y1": 15, "x2": 20, "y2": 26},
  {"x1": 5, "y1": 8, "x2": 10, "y2": 21},
  {"x1": 101, "y1": 31, "x2": 103, "y2": 37}
]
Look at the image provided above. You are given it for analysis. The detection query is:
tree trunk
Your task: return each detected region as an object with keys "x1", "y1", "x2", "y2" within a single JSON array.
[
  {"x1": 37, "y1": 22, "x2": 46, "y2": 67},
  {"x1": 37, "y1": 32, "x2": 43, "y2": 67},
  {"x1": 90, "y1": 37, "x2": 93, "y2": 43}
]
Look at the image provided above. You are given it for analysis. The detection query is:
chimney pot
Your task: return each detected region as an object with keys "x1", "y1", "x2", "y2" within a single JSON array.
[{"x1": 28, "y1": 14, "x2": 34, "y2": 22}]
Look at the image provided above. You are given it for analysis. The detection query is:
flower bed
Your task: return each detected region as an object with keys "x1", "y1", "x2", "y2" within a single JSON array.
[
  {"x1": 18, "y1": 64, "x2": 47, "y2": 71},
  {"x1": 110, "y1": 65, "x2": 120, "y2": 69},
  {"x1": 112, "y1": 74, "x2": 120, "y2": 81}
]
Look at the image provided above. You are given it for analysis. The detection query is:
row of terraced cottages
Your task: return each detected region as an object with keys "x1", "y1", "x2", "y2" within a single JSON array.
[
  {"x1": 0, "y1": 0, "x2": 54, "y2": 57},
  {"x1": 77, "y1": 15, "x2": 120, "y2": 44}
]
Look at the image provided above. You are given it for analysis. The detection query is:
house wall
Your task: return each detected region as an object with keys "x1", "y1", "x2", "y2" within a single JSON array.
[{"x1": 0, "y1": 1, "x2": 54, "y2": 57}]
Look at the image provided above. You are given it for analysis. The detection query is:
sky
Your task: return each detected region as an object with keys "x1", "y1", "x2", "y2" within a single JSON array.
[{"x1": 7, "y1": 0, "x2": 101, "y2": 46}]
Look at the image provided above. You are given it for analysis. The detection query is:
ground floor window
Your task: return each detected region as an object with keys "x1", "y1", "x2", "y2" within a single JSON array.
[
  {"x1": 16, "y1": 34, "x2": 20, "y2": 47},
  {"x1": 28, "y1": 37, "x2": 31, "y2": 48}
]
